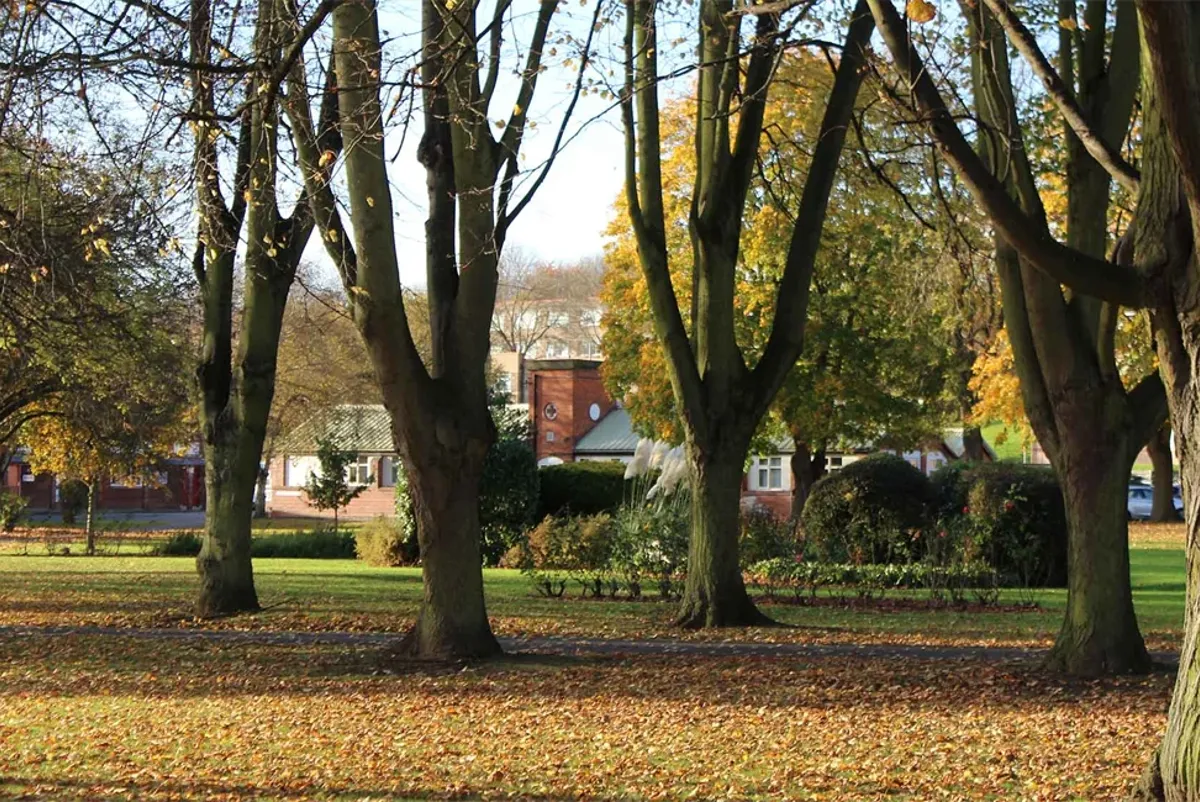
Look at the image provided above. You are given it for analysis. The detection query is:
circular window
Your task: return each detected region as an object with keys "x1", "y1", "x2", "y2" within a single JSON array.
[
  {"x1": 589, "y1": 403, "x2": 601, "y2": 421},
  {"x1": 543, "y1": 402, "x2": 558, "y2": 420}
]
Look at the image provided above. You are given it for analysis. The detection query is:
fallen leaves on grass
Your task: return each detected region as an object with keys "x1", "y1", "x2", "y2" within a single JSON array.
[{"x1": 0, "y1": 634, "x2": 1171, "y2": 801}]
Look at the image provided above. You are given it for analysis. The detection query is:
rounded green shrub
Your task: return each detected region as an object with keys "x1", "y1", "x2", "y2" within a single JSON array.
[
  {"x1": 537, "y1": 461, "x2": 629, "y2": 517},
  {"x1": 801, "y1": 454, "x2": 932, "y2": 564},
  {"x1": 930, "y1": 461, "x2": 1067, "y2": 587},
  {"x1": 355, "y1": 516, "x2": 413, "y2": 566},
  {"x1": 480, "y1": 438, "x2": 540, "y2": 566},
  {"x1": 59, "y1": 480, "x2": 90, "y2": 525}
]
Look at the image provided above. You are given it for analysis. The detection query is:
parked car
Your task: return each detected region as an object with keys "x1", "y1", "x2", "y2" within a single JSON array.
[{"x1": 1127, "y1": 484, "x2": 1185, "y2": 520}]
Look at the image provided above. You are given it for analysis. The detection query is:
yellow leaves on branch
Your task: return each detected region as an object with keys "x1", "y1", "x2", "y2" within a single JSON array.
[
  {"x1": 968, "y1": 328, "x2": 1029, "y2": 445},
  {"x1": 906, "y1": 0, "x2": 937, "y2": 23}
]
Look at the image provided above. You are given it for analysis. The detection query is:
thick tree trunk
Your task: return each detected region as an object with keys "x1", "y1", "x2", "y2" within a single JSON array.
[
  {"x1": 1044, "y1": 427, "x2": 1151, "y2": 675},
  {"x1": 196, "y1": 438, "x2": 260, "y2": 617},
  {"x1": 1150, "y1": 424, "x2": 1180, "y2": 522},
  {"x1": 1135, "y1": 421, "x2": 1200, "y2": 801},
  {"x1": 399, "y1": 432, "x2": 501, "y2": 659},
  {"x1": 789, "y1": 441, "x2": 825, "y2": 522},
  {"x1": 84, "y1": 481, "x2": 96, "y2": 556},
  {"x1": 676, "y1": 446, "x2": 772, "y2": 628}
]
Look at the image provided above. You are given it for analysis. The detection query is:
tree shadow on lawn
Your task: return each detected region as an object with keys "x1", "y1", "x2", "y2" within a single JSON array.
[
  {"x1": 0, "y1": 631, "x2": 1174, "y2": 713},
  {"x1": 0, "y1": 773, "x2": 659, "y2": 802}
]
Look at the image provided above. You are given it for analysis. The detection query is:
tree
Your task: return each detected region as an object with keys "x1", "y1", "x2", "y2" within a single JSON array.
[
  {"x1": 867, "y1": 0, "x2": 1164, "y2": 675},
  {"x1": 285, "y1": 0, "x2": 592, "y2": 657},
  {"x1": 619, "y1": 0, "x2": 886, "y2": 626},
  {"x1": 22, "y1": 289, "x2": 191, "y2": 553},
  {"x1": 861, "y1": 0, "x2": 1200, "y2": 787},
  {"x1": 303, "y1": 436, "x2": 369, "y2": 534},
  {"x1": 187, "y1": 0, "x2": 337, "y2": 616},
  {"x1": 603, "y1": 56, "x2": 958, "y2": 521}
]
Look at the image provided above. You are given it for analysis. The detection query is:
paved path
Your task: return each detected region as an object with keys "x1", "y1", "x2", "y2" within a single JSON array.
[{"x1": 0, "y1": 625, "x2": 1180, "y2": 667}]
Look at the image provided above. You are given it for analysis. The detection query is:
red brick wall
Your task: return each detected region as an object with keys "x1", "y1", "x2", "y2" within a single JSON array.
[
  {"x1": 527, "y1": 362, "x2": 615, "y2": 463},
  {"x1": 268, "y1": 455, "x2": 396, "y2": 520}
]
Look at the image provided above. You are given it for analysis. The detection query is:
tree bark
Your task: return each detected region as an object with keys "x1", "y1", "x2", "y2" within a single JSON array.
[
  {"x1": 84, "y1": 480, "x2": 96, "y2": 556},
  {"x1": 789, "y1": 441, "x2": 825, "y2": 522},
  {"x1": 196, "y1": 436, "x2": 260, "y2": 617},
  {"x1": 676, "y1": 442, "x2": 773, "y2": 628},
  {"x1": 1150, "y1": 424, "x2": 1180, "y2": 522},
  {"x1": 961, "y1": 425, "x2": 985, "y2": 462},
  {"x1": 398, "y1": 415, "x2": 501, "y2": 658},
  {"x1": 1044, "y1": 423, "x2": 1151, "y2": 675}
]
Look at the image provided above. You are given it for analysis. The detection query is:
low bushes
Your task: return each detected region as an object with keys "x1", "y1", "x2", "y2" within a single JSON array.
[
  {"x1": 739, "y1": 507, "x2": 797, "y2": 567},
  {"x1": 930, "y1": 462, "x2": 1067, "y2": 587},
  {"x1": 251, "y1": 529, "x2": 356, "y2": 559},
  {"x1": 745, "y1": 558, "x2": 1002, "y2": 606},
  {"x1": 59, "y1": 480, "x2": 90, "y2": 525},
  {"x1": 514, "y1": 493, "x2": 690, "y2": 600},
  {"x1": 537, "y1": 461, "x2": 629, "y2": 518},
  {"x1": 155, "y1": 528, "x2": 357, "y2": 559},
  {"x1": 0, "y1": 491, "x2": 28, "y2": 532},
  {"x1": 156, "y1": 531, "x2": 202, "y2": 556},
  {"x1": 802, "y1": 454, "x2": 932, "y2": 564},
  {"x1": 355, "y1": 516, "x2": 416, "y2": 566}
]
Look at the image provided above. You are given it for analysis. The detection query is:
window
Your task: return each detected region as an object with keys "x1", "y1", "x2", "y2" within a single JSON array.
[
  {"x1": 754, "y1": 456, "x2": 782, "y2": 490},
  {"x1": 827, "y1": 455, "x2": 844, "y2": 470},
  {"x1": 345, "y1": 456, "x2": 372, "y2": 486},
  {"x1": 546, "y1": 431, "x2": 556, "y2": 442},
  {"x1": 379, "y1": 457, "x2": 399, "y2": 488}
]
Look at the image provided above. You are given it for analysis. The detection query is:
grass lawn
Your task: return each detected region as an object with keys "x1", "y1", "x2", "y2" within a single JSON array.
[{"x1": 0, "y1": 522, "x2": 1185, "y2": 800}]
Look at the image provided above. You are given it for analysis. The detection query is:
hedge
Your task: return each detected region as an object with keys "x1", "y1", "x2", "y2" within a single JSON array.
[{"x1": 537, "y1": 461, "x2": 631, "y2": 518}]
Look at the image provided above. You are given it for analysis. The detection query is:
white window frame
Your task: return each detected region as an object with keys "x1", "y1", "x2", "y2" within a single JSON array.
[
  {"x1": 345, "y1": 456, "x2": 372, "y2": 486},
  {"x1": 751, "y1": 456, "x2": 783, "y2": 490}
]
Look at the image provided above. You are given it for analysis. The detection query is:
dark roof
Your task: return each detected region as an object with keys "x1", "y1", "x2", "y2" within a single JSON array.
[
  {"x1": 575, "y1": 407, "x2": 640, "y2": 454},
  {"x1": 525, "y1": 358, "x2": 604, "y2": 372},
  {"x1": 278, "y1": 405, "x2": 395, "y2": 454}
]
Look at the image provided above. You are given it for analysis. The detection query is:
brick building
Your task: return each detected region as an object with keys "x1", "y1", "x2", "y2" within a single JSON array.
[
  {"x1": 267, "y1": 405, "x2": 399, "y2": 520},
  {"x1": 1, "y1": 449, "x2": 206, "y2": 512},
  {"x1": 524, "y1": 359, "x2": 615, "y2": 466}
]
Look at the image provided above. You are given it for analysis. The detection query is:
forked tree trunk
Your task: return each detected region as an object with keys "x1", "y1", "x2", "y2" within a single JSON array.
[
  {"x1": 676, "y1": 443, "x2": 772, "y2": 628},
  {"x1": 400, "y1": 429, "x2": 501, "y2": 658},
  {"x1": 1149, "y1": 424, "x2": 1180, "y2": 522},
  {"x1": 196, "y1": 436, "x2": 261, "y2": 617},
  {"x1": 1045, "y1": 430, "x2": 1150, "y2": 675}
]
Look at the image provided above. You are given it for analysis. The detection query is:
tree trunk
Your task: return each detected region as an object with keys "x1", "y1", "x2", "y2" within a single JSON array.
[
  {"x1": 962, "y1": 425, "x2": 985, "y2": 461},
  {"x1": 84, "y1": 480, "x2": 96, "y2": 556},
  {"x1": 1150, "y1": 424, "x2": 1180, "y2": 522},
  {"x1": 676, "y1": 445, "x2": 772, "y2": 628},
  {"x1": 196, "y1": 437, "x2": 260, "y2": 617},
  {"x1": 789, "y1": 441, "x2": 825, "y2": 522},
  {"x1": 399, "y1": 432, "x2": 501, "y2": 659},
  {"x1": 254, "y1": 467, "x2": 268, "y2": 519},
  {"x1": 1044, "y1": 426, "x2": 1151, "y2": 676}
]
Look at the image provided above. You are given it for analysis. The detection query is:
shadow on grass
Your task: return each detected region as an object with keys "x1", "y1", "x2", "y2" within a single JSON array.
[{"x1": 0, "y1": 774, "x2": 660, "y2": 801}]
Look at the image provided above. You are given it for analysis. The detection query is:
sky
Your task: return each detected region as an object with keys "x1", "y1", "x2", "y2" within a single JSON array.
[{"x1": 300, "y1": 1, "x2": 638, "y2": 289}]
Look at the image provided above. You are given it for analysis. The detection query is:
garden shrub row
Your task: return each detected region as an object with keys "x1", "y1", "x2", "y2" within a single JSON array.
[
  {"x1": 801, "y1": 454, "x2": 1068, "y2": 587},
  {"x1": 745, "y1": 557, "x2": 1003, "y2": 606},
  {"x1": 156, "y1": 529, "x2": 356, "y2": 559}
]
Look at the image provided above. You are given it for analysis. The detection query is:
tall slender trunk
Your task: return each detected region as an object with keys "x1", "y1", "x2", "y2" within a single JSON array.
[
  {"x1": 676, "y1": 440, "x2": 771, "y2": 628},
  {"x1": 254, "y1": 467, "x2": 268, "y2": 519},
  {"x1": 1045, "y1": 430, "x2": 1150, "y2": 675},
  {"x1": 962, "y1": 425, "x2": 985, "y2": 462},
  {"x1": 196, "y1": 434, "x2": 261, "y2": 616},
  {"x1": 84, "y1": 480, "x2": 96, "y2": 556},
  {"x1": 1150, "y1": 424, "x2": 1180, "y2": 522},
  {"x1": 400, "y1": 423, "x2": 500, "y2": 658}
]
